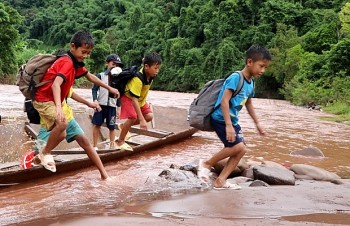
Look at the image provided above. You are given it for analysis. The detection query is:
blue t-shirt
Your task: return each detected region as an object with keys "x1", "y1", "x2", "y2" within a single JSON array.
[{"x1": 211, "y1": 72, "x2": 255, "y2": 125}]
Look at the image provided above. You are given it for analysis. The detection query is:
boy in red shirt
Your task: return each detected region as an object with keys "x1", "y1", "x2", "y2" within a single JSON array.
[{"x1": 33, "y1": 30, "x2": 119, "y2": 179}]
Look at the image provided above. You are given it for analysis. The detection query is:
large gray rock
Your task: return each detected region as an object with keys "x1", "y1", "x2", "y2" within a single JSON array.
[
  {"x1": 290, "y1": 164, "x2": 343, "y2": 184},
  {"x1": 290, "y1": 146, "x2": 325, "y2": 157},
  {"x1": 253, "y1": 165, "x2": 295, "y2": 185},
  {"x1": 158, "y1": 168, "x2": 198, "y2": 182}
]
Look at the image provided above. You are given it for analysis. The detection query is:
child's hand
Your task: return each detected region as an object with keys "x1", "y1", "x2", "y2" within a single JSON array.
[
  {"x1": 256, "y1": 124, "x2": 267, "y2": 136},
  {"x1": 109, "y1": 87, "x2": 120, "y2": 98},
  {"x1": 90, "y1": 101, "x2": 101, "y2": 112},
  {"x1": 225, "y1": 125, "x2": 236, "y2": 142},
  {"x1": 140, "y1": 119, "x2": 148, "y2": 130}
]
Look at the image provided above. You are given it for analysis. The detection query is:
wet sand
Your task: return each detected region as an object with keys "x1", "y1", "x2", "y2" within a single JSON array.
[{"x1": 1, "y1": 85, "x2": 350, "y2": 225}]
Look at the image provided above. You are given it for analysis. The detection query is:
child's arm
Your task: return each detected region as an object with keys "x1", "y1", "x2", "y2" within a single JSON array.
[
  {"x1": 131, "y1": 96, "x2": 148, "y2": 130},
  {"x1": 85, "y1": 72, "x2": 120, "y2": 98},
  {"x1": 220, "y1": 89, "x2": 236, "y2": 142},
  {"x1": 71, "y1": 92, "x2": 101, "y2": 112},
  {"x1": 51, "y1": 76, "x2": 65, "y2": 122},
  {"x1": 245, "y1": 98, "x2": 266, "y2": 135}
]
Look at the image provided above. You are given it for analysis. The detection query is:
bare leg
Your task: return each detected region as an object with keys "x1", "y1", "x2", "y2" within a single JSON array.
[
  {"x1": 92, "y1": 125, "x2": 101, "y2": 148},
  {"x1": 117, "y1": 118, "x2": 136, "y2": 145},
  {"x1": 109, "y1": 128, "x2": 116, "y2": 148},
  {"x1": 42, "y1": 120, "x2": 67, "y2": 155},
  {"x1": 75, "y1": 134, "x2": 109, "y2": 180},
  {"x1": 203, "y1": 142, "x2": 246, "y2": 188}
]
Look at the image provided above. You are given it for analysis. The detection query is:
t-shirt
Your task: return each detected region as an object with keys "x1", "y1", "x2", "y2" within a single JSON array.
[
  {"x1": 91, "y1": 70, "x2": 118, "y2": 107},
  {"x1": 35, "y1": 51, "x2": 88, "y2": 102},
  {"x1": 211, "y1": 72, "x2": 255, "y2": 126},
  {"x1": 124, "y1": 67, "x2": 152, "y2": 107}
]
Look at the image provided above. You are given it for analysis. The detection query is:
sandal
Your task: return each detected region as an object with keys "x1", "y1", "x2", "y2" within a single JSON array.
[
  {"x1": 116, "y1": 142, "x2": 133, "y2": 151},
  {"x1": 37, "y1": 153, "x2": 56, "y2": 172}
]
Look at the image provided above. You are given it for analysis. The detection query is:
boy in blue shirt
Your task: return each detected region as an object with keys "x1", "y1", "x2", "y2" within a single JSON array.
[{"x1": 198, "y1": 45, "x2": 272, "y2": 189}]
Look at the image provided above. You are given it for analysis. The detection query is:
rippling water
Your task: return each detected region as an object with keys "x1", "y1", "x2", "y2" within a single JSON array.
[{"x1": 0, "y1": 85, "x2": 349, "y2": 225}]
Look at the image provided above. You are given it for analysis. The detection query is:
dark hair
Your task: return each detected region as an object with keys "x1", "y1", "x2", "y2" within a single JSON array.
[
  {"x1": 70, "y1": 30, "x2": 94, "y2": 48},
  {"x1": 143, "y1": 52, "x2": 162, "y2": 66},
  {"x1": 246, "y1": 45, "x2": 271, "y2": 63}
]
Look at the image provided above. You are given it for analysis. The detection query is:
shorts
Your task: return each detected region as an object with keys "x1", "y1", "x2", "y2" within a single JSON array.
[
  {"x1": 32, "y1": 101, "x2": 56, "y2": 131},
  {"x1": 120, "y1": 95, "x2": 152, "y2": 119},
  {"x1": 211, "y1": 118, "x2": 245, "y2": 147},
  {"x1": 35, "y1": 119, "x2": 84, "y2": 153},
  {"x1": 91, "y1": 105, "x2": 116, "y2": 130}
]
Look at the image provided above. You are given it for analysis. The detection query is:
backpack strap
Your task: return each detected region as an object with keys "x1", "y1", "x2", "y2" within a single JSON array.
[{"x1": 213, "y1": 71, "x2": 244, "y2": 112}]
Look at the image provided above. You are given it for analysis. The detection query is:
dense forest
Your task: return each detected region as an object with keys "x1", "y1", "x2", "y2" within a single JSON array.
[{"x1": 1, "y1": 0, "x2": 350, "y2": 115}]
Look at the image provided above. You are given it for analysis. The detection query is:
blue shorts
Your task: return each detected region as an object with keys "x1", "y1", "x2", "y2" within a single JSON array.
[
  {"x1": 36, "y1": 119, "x2": 84, "y2": 152},
  {"x1": 91, "y1": 105, "x2": 116, "y2": 130},
  {"x1": 211, "y1": 118, "x2": 245, "y2": 147}
]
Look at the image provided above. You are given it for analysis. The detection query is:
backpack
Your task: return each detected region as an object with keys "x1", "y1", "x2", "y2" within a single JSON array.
[
  {"x1": 16, "y1": 52, "x2": 66, "y2": 100},
  {"x1": 109, "y1": 66, "x2": 144, "y2": 96},
  {"x1": 188, "y1": 71, "x2": 244, "y2": 131},
  {"x1": 24, "y1": 98, "x2": 40, "y2": 124}
]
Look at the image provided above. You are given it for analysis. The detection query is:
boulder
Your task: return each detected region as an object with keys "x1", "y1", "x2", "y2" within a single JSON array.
[
  {"x1": 290, "y1": 146, "x2": 325, "y2": 158},
  {"x1": 290, "y1": 164, "x2": 343, "y2": 184},
  {"x1": 253, "y1": 165, "x2": 296, "y2": 185}
]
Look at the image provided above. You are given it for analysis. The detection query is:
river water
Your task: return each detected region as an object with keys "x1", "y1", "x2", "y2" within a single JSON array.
[{"x1": 0, "y1": 84, "x2": 349, "y2": 225}]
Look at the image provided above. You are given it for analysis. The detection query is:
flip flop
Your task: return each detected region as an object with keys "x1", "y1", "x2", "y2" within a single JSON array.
[
  {"x1": 37, "y1": 153, "x2": 56, "y2": 172},
  {"x1": 197, "y1": 160, "x2": 211, "y2": 183},
  {"x1": 116, "y1": 142, "x2": 133, "y2": 151},
  {"x1": 213, "y1": 181, "x2": 241, "y2": 190}
]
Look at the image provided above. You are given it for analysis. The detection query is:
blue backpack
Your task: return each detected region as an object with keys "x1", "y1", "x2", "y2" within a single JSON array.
[{"x1": 188, "y1": 71, "x2": 244, "y2": 131}]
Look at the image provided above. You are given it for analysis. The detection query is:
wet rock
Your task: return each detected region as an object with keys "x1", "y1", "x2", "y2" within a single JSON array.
[
  {"x1": 290, "y1": 164, "x2": 343, "y2": 184},
  {"x1": 158, "y1": 168, "x2": 197, "y2": 182},
  {"x1": 241, "y1": 168, "x2": 254, "y2": 179},
  {"x1": 179, "y1": 164, "x2": 197, "y2": 174},
  {"x1": 213, "y1": 158, "x2": 246, "y2": 177},
  {"x1": 290, "y1": 146, "x2": 325, "y2": 158},
  {"x1": 253, "y1": 165, "x2": 295, "y2": 185},
  {"x1": 228, "y1": 176, "x2": 253, "y2": 184},
  {"x1": 249, "y1": 180, "x2": 270, "y2": 187}
]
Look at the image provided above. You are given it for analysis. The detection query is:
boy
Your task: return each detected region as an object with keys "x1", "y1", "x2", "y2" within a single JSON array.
[
  {"x1": 116, "y1": 52, "x2": 162, "y2": 151},
  {"x1": 91, "y1": 54, "x2": 124, "y2": 150},
  {"x1": 33, "y1": 30, "x2": 119, "y2": 179},
  {"x1": 197, "y1": 45, "x2": 271, "y2": 189}
]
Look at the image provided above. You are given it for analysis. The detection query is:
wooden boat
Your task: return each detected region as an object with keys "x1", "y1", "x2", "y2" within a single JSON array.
[{"x1": 0, "y1": 107, "x2": 198, "y2": 186}]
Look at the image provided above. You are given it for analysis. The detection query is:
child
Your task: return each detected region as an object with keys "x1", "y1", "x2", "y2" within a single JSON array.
[
  {"x1": 91, "y1": 54, "x2": 124, "y2": 150},
  {"x1": 116, "y1": 52, "x2": 162, "y2": 151},
  {"x1": 33, "y1": 88, "x2": 101, "y2": 163},
  {"x1": 32, "y1": 30, "x2": 119, "y2": 179},
  {"x1": 197, "y1": 44, "x2": 271, "y2": 189}
]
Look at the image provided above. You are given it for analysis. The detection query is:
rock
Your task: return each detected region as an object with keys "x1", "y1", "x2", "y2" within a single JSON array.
[
  {"x1": 249, "y1": 180, "x2": 269, "y2": 187},
  {"x1": 227, "y1": 176, "x2": 253, "y2": 184},
  {"x1": 158, "y1": 168, "x2": 197, "y2": 182},
  {"x1": 290, "y1": 164, "x2": 343, "y2": 184},
  {"x1": 212, "y1": 158, "x2": 246, "y2": 177},
  {"x1": 253, "y1": 165, "x2": 295, "y2": 185},
  {"x1": 290, "y1": 146, "x2": 325, "y2": 158},
  {"x1": 241, "y1": 167, "x2": 254, "y2": 179},
  {"x1": 179, "y1": 164, "x2": 197, "y2": 174}
]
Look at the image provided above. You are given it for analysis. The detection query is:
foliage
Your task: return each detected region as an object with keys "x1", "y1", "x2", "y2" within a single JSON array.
[
  {"x1": 0, "y1": 3, "x2": 23, "y2": 77},
  {"x1": 1, "y1": 0, "x2": 350, "y2": 113}
]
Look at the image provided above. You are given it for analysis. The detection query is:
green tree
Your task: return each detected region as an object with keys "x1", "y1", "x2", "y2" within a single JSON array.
[{"x1": 0, "y1": 3, "x2": 23, "y2": 78}]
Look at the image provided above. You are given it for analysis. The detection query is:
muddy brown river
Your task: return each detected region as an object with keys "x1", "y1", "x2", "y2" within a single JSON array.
[{"x1": 0, "y1": 84, "x2": 349, "y2": 225}]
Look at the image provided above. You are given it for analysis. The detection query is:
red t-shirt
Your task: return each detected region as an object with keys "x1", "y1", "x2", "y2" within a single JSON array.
[{"x1": 35, "y1": 54, "x2": 88, "y2": 102}]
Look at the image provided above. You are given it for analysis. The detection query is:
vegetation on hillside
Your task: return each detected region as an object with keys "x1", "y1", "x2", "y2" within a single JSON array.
[{"x1": 1, "y1": 0, "x2": 350, "y2": 120}]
